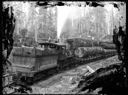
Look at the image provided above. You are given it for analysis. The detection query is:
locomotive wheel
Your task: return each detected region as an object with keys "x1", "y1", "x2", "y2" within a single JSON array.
[
  {"x1": 26, "y1": 77, "x2": 33, "y2": 85},
  {"x1": 57, "y1": 64, "x2": 61, "y2": 72},
  {"x1": 20, "y1": 76, "x2": 26, "y2": 83}
]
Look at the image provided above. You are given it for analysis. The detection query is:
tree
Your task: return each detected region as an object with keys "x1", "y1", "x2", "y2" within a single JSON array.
[{"x1": 19, "y1": 28, "x2": 28, "y2": 38}]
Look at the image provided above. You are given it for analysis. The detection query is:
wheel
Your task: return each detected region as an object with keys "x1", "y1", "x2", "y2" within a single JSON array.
[
  {"x1": 20, "y1": 76, "x2": 26, "y2": 82},
  {"x1": 26, "y1": 77, "x2": 33, "y2": 85},
  {"x1": 57, "y1": 64, "x2": 61, "y2": 72}
]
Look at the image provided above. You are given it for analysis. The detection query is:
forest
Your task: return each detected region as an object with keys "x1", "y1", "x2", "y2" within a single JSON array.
[{"x1": 3, "y1": 2, "x2": 126, "y2": 46}]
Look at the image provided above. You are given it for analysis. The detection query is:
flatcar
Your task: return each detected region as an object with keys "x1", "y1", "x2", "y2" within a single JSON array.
[{"x1": 74, "y1": 47, "x2": 117, "y2": 58}]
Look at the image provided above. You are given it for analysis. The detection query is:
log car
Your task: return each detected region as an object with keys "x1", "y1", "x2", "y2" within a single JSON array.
[{"x1": 74, "y1": 47, "x2": 105, "y2": 58}]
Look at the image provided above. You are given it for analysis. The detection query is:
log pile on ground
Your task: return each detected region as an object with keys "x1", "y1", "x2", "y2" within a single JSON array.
[{"x1": 72, "y1": 63, "x2": 126, "y2": 94}]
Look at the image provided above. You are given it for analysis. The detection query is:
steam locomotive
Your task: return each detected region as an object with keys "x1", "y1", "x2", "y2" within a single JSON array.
[{"x1": 10, "y1": 40, "x2": 116, "y2": 84}]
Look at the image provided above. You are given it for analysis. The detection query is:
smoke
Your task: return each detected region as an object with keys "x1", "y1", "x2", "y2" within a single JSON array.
[
  {"x1": 57, "y1": 6, "x2": 89, "y2": 39},
  {"x1": 57, "y1": 6, "x2": 70, "y2": 39}
]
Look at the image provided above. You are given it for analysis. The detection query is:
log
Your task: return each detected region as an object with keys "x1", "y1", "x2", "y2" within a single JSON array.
[
  {"x1": 74, "y1": 47, "x2": 104, "y2": 58},
  {"x1": 66, "y1": 38, "x2": 99, "y2": 50},
  {"x1": 99, "y1": 42, "x2": 116, "y2": 49}
]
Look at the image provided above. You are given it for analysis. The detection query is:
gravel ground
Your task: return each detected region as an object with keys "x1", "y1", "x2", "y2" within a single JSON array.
[{"x1": 30, "y1": 55, "x2": 120, "y2": 94}]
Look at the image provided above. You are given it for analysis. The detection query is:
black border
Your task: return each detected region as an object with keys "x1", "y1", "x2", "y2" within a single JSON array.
[{"x1": 1, "y1": 0, "x2": 127, "y2": 95}]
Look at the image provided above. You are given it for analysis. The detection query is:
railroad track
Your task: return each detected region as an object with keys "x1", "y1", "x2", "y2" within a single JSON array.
[
  {"x1": 3, "y1": 53, "x2": 116, "y2": 94},
  {"x1": 31, "y1": 55, "x2": 118, "y2": 94},
  {"x1": 58, "y1": 53, "x2": 116, "y2": 72},
  {"x1": 32, "y1": 53, "x2": 116, "y2": 85},
  {"x1": 33, "y1": 66, "x2": 58, "y2": 83},
  {"x1": 4, "y1": 53, "x2": 116, "y2": 86}
]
